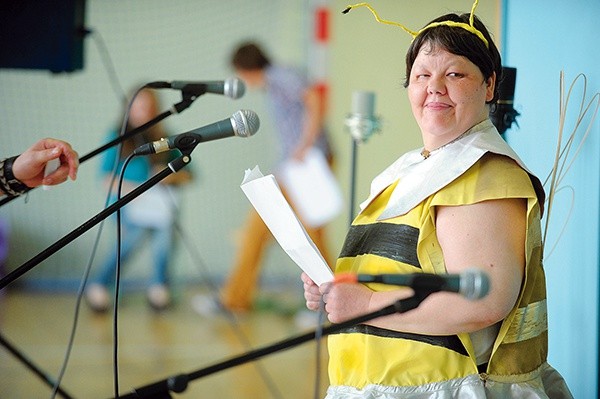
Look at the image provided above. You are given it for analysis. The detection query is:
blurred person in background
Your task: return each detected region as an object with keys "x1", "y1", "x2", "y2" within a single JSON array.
[
  {"x1": 85, "y1": 88, "x2": 192, "y2": 313},
  {"x1": 193, "y1": 41, "x2": 336, "y2": 317}
]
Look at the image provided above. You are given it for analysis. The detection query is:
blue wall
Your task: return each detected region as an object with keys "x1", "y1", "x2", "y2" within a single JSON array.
[{"x1": 503, "y1": 1, "x2": 600, "y2": 397}]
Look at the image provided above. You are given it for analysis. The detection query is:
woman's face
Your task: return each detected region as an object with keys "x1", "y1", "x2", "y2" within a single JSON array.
[
  {"x1": 407, "y1": 44, "x2": 495, "y2": 148},
  {"x1": 129, "y1": 90, "x2": 159, "y2": 128}
]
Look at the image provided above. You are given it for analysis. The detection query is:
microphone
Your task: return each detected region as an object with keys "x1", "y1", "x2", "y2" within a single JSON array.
[
  {"x1": 147, "y1": 77, "x2": 246, "y2": 99},
  {"x1": 490, "y1": 66, "x2": 520, "y2": 135},
  {"x1": 133, "y1": 109, "x2": 260, "y2": 155},
  {"x1": 335, "y1": 268, "x2": 490, "y2": 300},
  {"x1": 344, "y1": 90, "x2": 382, "y2": 142}
]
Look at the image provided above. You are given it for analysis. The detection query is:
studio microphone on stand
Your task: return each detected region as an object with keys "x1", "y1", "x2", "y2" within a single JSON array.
[
  {"x1": 344, "y1": 90, "x2": 382, "y2": 142},
  {"x1": 147, "y1": 77, "x2": 246, "y2": 99},
  {"x1": 133, "y1": 109, "x2": 260, "y2": 155},
  {"x1": 335, "y1": 268, "x2": 490, "y2": 300}
]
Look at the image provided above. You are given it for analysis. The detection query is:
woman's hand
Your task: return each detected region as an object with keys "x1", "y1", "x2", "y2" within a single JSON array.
[
  {"x1": 301, "y1": 272, "x2": 374, "y2": 324},
  {"x1": 301, "y1": 272, "x2": 323, "y2": 311},
  {"x1": 321, "y1": 281, "x2": 374, "y2": 324}
]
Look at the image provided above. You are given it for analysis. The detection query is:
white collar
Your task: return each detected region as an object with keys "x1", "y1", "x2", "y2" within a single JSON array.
[{"x1": 359, "y1": 120, "x2": 539, "y2": 220}]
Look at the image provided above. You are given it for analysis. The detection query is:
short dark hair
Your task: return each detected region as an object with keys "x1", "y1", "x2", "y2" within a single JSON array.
[
  {"x1": 404, "y1": 13, "x2": 502, "y2": 104},
  {"x1": 231, "y1": 42, "x2": 271, "y2": 71}
]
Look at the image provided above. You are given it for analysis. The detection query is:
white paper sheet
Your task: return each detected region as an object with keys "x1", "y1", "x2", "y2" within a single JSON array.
[
  {"x1": 240, "y1": 166, "x2": 334, "y2": 285},
  {"x1": 278, "y1": 147, "x2": 343, "y2": 228}
]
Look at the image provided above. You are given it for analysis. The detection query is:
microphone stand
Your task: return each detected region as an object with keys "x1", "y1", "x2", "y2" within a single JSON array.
[
  {"x1": 0, "y1": 95, "x2": 197, "y2": 208},
  {"x1": 79, "y1": 98, "x2": 195, "y2": 164},
  {"x1": 0, "y1": 154, "x2": 190, "y2": 290},
  {"x1": 344, "y1": 113, "x2": 381, "y2": 225},
  {"x1": 0, "y1": 331, "x2": 75, "y2": 399},
  {"x1": 117, "y1": 291, "x2": 432, "y2": 399}
]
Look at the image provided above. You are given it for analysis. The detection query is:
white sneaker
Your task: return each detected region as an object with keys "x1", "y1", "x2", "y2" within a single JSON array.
[
  {"x1": 85, "y1": 283, "x2": 110, "y2": 313},
  {"x1": 147, "y1": 285, "x2": 171, "y2": 311},
  {"x1": 190, "y1": 294, "x2": 223, "y2": 317}
]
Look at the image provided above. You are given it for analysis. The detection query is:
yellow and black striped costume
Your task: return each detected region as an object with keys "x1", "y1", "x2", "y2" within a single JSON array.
[{"x1": 325, "y1": 120, "x2": 572, "y2": 398}]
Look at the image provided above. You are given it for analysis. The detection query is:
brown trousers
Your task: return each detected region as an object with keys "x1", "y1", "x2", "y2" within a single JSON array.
[{"x1": 221, "y1": 187, "x2": 334, "y2": 311}]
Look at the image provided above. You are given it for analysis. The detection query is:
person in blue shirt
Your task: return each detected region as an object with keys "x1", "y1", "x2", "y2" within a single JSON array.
[{"x1": 86, "y1": 88, "x2": 192, "y2": 312}]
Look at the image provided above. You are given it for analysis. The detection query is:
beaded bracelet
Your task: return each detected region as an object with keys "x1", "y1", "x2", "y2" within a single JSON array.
[{"x1": 0, "y1": 156, "x2": 30, "y2": 197}]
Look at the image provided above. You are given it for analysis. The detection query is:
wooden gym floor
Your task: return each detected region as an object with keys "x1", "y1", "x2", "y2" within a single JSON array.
[{"x1": 0, "y1": 287, "x2": 329, "y2": 398}]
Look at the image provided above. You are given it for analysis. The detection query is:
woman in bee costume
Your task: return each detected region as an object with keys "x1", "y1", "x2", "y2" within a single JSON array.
[{"x1": 301, "y1": 1, "x2": 573, "y2": 398}]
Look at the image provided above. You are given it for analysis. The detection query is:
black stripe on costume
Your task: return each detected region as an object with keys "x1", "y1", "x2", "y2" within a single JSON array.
[
  {"x1": 335, "y1": 324, "x2": 469, "y2": 356},
  {"x1": 339, "y1": 223, "x2": 421, "y2": 268}
]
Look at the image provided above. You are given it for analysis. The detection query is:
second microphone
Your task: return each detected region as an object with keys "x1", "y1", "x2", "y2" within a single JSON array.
[{"x1": 134, "y1": 109, "x2": 260, "y2": 155}]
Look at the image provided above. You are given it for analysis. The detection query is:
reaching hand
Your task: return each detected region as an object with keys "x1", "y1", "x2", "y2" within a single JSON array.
[{"x1": 12, "y1": 138, "x2": 79, "y2": 188}]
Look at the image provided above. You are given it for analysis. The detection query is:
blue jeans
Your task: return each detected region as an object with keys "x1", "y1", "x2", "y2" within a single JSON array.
[{"x1": 93, "y1": 213, "x2": 173, "y2": 288}]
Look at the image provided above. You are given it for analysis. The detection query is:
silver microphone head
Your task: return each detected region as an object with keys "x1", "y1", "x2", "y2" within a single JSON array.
[
  {"x1": 460, "y1": 268, "x2": 490, "y2": 300},
  {"x1": 224, "y1": 77, "x2": 246, "y2": 99},
  {"x1": 231, "y1": 109, "x2": 260, "y2": 138}
]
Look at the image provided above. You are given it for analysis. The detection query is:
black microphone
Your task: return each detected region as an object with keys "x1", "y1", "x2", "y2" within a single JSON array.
[
  {"x1": 490, "y1": 66, "x2": 520, "y2": 135},
  {"x1": 147, "y1": 77, "x2": 246, "y2": 99},
  {"x1": 133, "y1": 109, "x2": 260, "y2": 155},
  {"x1": 335, "y1": 268, "x2": 490, "y2": 300}
]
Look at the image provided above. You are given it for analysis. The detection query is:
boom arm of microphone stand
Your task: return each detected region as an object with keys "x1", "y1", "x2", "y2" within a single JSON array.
[
  {"x1": 0, "y1": 155, "x2": 191, "y2": 290},
  {"x1": 0, "y1": 96, "x2": 196, "y2": 208},
  {"x1": 116, "y1": 292, "x2": 432, "y2": 399},
  {"x1": 80, "y1": 95, "x2": 197, "y2": 163}
]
